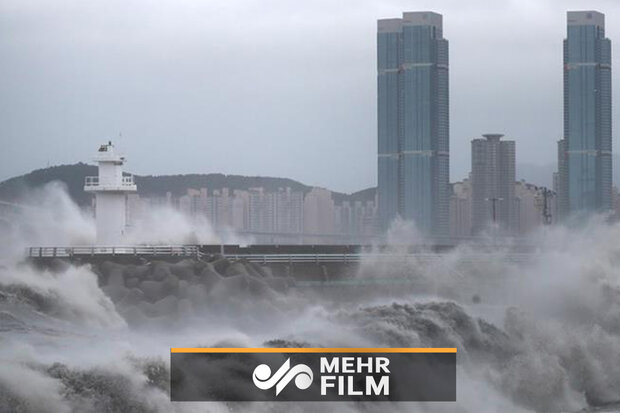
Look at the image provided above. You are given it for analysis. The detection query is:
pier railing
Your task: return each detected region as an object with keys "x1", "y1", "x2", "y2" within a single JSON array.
[
  {"x1": 222, "y1": 252, "x2": 532, "y2": 264},
  {"x1": 26, "y1": 246, "x2": 533, "y2": 264},
  {"x1": 27, "y1": 245, "x2": 199, "y2": 258}
]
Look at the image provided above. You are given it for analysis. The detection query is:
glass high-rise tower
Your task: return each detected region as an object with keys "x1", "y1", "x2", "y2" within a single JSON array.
[
  {"x1": 377, "y1": 11, "x2": 449, "y2": 237},
  {"x1": 561, "y1": 11, "x2": 612, "y2": 216}
]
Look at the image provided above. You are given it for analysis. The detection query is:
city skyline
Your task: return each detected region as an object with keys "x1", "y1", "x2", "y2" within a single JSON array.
[
  {"x1": 378, "y1": 9, "x2": 611, "y2": 232},
  {"x1": 3, "y1": 1, "x2": 620, "y2": 194}
]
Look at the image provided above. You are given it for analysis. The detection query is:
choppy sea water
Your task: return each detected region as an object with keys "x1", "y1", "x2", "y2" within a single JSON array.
[
  {"x1": 3, "y1": 185, "x2": 620, "y2": 412},
  {"x1": 3, "y1": 228, "x2": 620, "y2": 413}
]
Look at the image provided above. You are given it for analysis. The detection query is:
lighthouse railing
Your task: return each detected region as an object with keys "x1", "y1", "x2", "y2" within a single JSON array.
[
  {"x1": 84, "y1": 176, "x2": 99, "y2": 187},
  {"x1": 84, "y1": 175, "x2": 135, "y2": 188}
]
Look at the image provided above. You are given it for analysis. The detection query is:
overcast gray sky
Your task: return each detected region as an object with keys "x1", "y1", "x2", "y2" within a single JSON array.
[{"x1": 1, "y1": 0, "x2": 620, "y2": 193}]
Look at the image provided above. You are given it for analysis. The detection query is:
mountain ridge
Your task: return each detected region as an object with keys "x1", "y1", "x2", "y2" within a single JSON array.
[{"x1": 0, "y1": 163, "x2": 377, "y2": 207}]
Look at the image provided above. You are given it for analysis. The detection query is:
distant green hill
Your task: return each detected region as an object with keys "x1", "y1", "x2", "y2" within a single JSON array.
[
  {"x1": 0, "y1": 163, "x2": 376, "y2": 207},
  {"x1": 0, "y1": 163, "x2": 97, "y2": 206}
]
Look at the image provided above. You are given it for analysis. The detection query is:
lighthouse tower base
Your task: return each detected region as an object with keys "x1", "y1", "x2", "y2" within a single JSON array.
[{"x1": 95, "y1": 194, "x2": 128, "y2": 245}]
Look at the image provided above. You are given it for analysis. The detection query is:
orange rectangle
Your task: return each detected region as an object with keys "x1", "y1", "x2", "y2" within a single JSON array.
[{"x1": 171, "y1": 347, "x2": 457, "y2": 353}]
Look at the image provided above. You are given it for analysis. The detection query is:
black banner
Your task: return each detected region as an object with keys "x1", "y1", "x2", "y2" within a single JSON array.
[{"x1": 171, "y1": 348, "x2": 456, "y2": 402}]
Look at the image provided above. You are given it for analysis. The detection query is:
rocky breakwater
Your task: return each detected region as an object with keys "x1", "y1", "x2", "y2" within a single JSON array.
[{"x1": 90, "y1": 257, "x2": 295, "y2": 326}]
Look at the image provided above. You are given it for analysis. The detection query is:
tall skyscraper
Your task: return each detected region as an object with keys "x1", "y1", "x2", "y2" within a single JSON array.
[
  {"x1": 470, "y1": 134, "x2": 516, "y2": 234},
  {"x1": 377, "y1": 11, "x2": 449, "y2": 238},
  {"x1": 562, "y1": 11, "x2": 612, "y2": 216}
]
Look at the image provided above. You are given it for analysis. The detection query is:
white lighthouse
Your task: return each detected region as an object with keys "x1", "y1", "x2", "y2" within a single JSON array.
[{"x1": 84, "y1": 142, "x2": 137, "y2": 245}]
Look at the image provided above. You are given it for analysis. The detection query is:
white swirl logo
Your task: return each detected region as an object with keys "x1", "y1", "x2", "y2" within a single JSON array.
[{"x1": 252, "y1": 358, "x2": 313, "y2": 396}]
